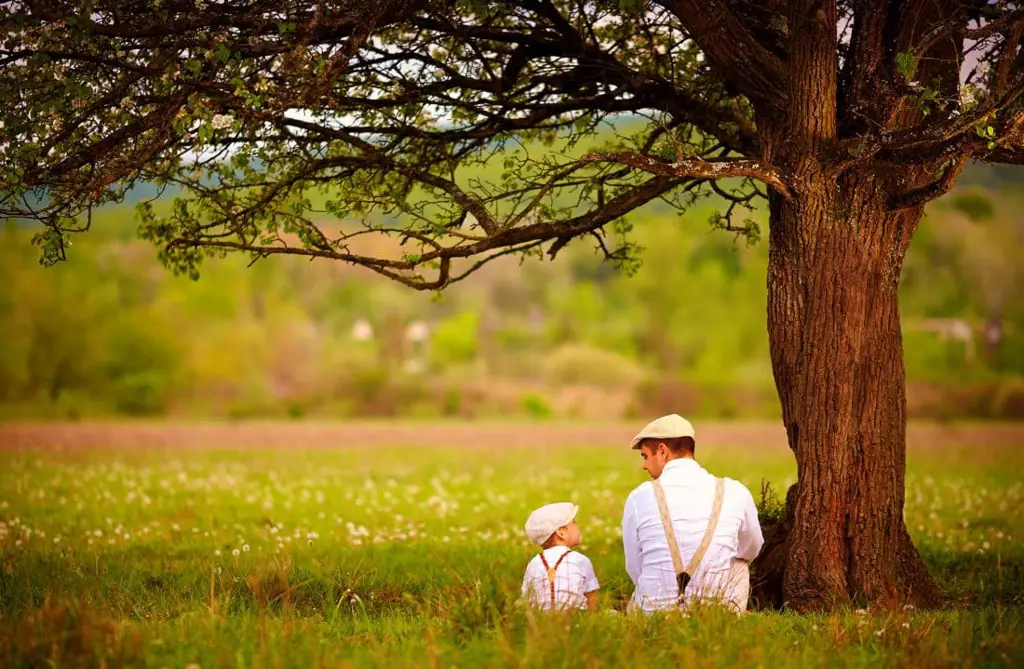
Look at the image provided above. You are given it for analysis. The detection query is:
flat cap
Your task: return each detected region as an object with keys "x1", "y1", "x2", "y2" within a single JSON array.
[
  {"x1": 524, "y1": 502, "x2": 578, "y2": 545},
  {"x1": 629, "y1": 414, "x2": 696, "y2": 450}
]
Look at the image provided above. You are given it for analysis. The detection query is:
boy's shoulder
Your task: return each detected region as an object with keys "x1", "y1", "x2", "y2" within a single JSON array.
[{"x1": 565, "y1": 549, "x2": 594, "y2": 568}]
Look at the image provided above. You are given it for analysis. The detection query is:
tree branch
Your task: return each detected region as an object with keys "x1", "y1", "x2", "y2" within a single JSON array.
[
  {"x1": 578, "y1": 151, "x2": 793, "y2": 199},
  {"x1": 657, "y1": 0, "x2": 787, "y2": 114},
  {"x1": 888, "y1": 155, "x2": 968, "y2": 210}
]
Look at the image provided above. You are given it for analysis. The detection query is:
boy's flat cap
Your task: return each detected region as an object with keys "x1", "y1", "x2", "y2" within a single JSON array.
[{"x1": 525, "y1": 502, "x2": 578, "y2": 546}]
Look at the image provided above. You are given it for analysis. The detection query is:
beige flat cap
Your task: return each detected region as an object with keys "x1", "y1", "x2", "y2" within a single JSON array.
[
  {"x1": 524, "y1": 502, "x2": 579, "y2": 545},
  {"x1": 629, "y1": 414, "x2": 695, "y2": 449}
]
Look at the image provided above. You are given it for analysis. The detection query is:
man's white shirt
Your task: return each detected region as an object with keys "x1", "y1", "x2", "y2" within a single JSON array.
[
  {"x1": 621, "y1": 458, "x2": 763, "y2": 611},
  {"x1": 520, "y1": 546, "x2": 599, "y2": 610}
]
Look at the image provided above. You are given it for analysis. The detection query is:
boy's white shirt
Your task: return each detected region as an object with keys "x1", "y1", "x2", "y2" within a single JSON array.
[{"x1": 520, "y1": 546, "x2": 599, "y2": 610}]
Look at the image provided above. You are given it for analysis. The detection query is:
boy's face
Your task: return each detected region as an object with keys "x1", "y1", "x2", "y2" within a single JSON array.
[{"x1": 556, "y1": 520, "x2": 582, "y2": 547}]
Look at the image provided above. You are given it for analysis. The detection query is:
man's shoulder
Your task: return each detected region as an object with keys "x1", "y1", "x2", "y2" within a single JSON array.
[
  {"x1": 719, "y1": 476, "x2": 757, "y2": 505},
  {"x1": 626, "y1": 480, "x2": 654, "y2": 503}
]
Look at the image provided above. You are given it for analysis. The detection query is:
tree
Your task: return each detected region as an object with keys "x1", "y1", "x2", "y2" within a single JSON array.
[{"x1": 2, "y1": 0, "x2": 1023, "y2": 611}]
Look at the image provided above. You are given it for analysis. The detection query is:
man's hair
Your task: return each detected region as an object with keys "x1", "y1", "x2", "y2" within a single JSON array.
[{"x1": 643, "y1": 436, "x2": 695, "y2": 457}]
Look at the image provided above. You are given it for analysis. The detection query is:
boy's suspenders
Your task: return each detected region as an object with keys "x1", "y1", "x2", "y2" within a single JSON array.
[
  {"x1": 539, "y1": 550, "x2": 571, "y2": 607},
  {"x1": 652, "y1": 476, "x2": 726, "y2": 604}
]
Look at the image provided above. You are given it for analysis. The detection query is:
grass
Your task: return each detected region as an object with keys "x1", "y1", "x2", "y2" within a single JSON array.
[{"x1": 0, "y1": 439, "x2": 1021, "y2": 668}]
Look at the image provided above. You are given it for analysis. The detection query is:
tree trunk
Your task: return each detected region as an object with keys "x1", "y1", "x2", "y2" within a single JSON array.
[{"x1": 753, "y1": 171, "x2": 942, "y2": 611}]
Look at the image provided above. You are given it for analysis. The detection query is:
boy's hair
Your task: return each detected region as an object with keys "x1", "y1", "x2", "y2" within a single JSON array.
[{"x1": 541, "y1": 529, "x2": 563, "y2": 549}]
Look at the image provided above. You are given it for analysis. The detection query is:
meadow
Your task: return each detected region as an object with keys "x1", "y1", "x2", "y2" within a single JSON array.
[{"x1": 0, "y1": 423, "x2": 1022, "y2": 668}]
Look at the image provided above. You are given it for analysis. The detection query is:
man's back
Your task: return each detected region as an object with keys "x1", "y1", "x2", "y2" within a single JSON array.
[{"x1": 622, "y1": 458, "x2": 763, "y2": 611}]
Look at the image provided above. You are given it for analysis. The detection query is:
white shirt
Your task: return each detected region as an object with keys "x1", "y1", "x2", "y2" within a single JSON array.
[
  {"x1": 622, "y1": 458, "x2": 763, "y2": 611},
  {"x1": 520, "y1": 546, "x2": 600, "y2": 610}
]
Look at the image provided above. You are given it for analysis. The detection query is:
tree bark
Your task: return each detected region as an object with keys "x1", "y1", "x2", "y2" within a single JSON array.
[{"x1": 753, "y1": 170, "x2": 942, "y2": 611}]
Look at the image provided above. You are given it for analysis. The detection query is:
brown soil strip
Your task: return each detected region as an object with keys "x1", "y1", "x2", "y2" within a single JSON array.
[{"x1": 0, "y1": 420, "x2": 1020, "y2": 453}]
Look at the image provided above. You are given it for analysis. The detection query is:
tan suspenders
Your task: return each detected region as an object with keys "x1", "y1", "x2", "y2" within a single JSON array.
[
  {"x1": 539, "y1": 549, "x2": 571, "y2": 607},
  {"x1": 651, "y1": 476, "x2": 725, "y2": 603}
]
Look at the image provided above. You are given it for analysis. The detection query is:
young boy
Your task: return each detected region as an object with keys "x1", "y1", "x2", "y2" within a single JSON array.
[{"x1": 520, "y1": 502, "x2": 600, "y2": 611}]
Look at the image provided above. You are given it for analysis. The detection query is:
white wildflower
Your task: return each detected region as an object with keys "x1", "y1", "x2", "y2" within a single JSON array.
[
  {"x1": 232, "y1": 548, "x2": 240, "y2": 556},
  {"x1": 242, "y1": 544, "x2": 250, "y2": 552}
]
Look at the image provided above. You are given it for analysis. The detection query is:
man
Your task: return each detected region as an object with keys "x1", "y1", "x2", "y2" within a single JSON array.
[{"x1": 622, "y1": 414, "x2": 763, "y2": 612}]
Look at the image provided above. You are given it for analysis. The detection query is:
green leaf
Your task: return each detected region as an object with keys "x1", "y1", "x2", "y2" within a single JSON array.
[{"x1": 895, "y1": 48, "x2": 918, "y2": 82}]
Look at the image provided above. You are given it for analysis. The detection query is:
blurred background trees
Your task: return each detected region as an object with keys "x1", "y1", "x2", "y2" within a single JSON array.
[{"x1": 3, "y1": 161, "x2": 1022, "y2": 422}]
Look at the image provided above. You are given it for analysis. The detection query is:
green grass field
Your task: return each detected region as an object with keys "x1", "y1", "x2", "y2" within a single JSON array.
[{"x1": 1, "y1": 435, "x2": 1022, "y2": 668}]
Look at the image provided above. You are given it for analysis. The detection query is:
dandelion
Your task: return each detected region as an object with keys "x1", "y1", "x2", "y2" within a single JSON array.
[
  {"x1": 901, "y1": 622, "x2": 910, "y2": 629},
  {"x1": 855, "y1": 608, "x2": 867, "y2": 616},
  {"x1": 53, "y1": 537, "x2": 60, "y2": 544},
  {"x1": 874, "y1": 628, "x2": 885, "y2": 637},
  {"x1": 214, "y1": 549, "x2": 221, "y2": 556},
  {"x1": 242, "y1": 544, "x2": 250, "y2": 552},
  {"x1": 232, "y1": 548, "x2": 240, "y2": 557}
]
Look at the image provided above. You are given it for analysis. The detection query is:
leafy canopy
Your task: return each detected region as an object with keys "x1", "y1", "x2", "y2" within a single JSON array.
[{"x1": 1, "y1": 1, "x2": 1022, "y2": 287}]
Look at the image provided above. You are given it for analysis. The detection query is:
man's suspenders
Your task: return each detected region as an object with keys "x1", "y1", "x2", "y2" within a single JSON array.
[{"x1": 651, "y1": 477, "x2": 726, "y2": 603}]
